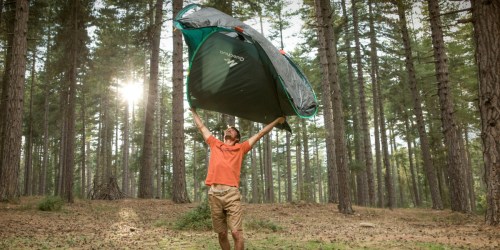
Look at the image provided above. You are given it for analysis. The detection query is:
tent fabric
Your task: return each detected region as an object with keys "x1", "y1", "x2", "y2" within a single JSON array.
[{"x1": 174, "y1": 4, "x2": 318, "y2": 131}]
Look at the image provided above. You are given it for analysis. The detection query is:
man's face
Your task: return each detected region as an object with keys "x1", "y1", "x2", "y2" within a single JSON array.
[{"x1": 224, "y1": 127, "x2": 239, "y2": 142}]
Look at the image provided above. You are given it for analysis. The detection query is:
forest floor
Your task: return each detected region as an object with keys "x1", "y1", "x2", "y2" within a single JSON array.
[{"x1": 1, "y1": 197, "x2": 499, "y2": 249}]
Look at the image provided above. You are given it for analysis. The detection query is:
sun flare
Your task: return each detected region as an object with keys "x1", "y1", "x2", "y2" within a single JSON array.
[{"x1": 119, "y1": 82, "x2": 142, "y2": 104}]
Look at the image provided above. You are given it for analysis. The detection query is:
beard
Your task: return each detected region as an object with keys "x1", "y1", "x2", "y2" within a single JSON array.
[{"x1": 224, "y1": 133, "x2": 235, "y2": 140}]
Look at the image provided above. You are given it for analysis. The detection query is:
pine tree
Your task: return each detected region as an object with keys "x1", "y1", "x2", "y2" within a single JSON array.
[
  {"x1": 0, "y1": 0, "x2": 29, "y2": 202},
  {"x1": 471, "y1": 0, "x2": 500, "y2": 225},
  {"x1": 314, "y1": 0, "x2": 353, "y2": 214},
  {"x1": 171, "y1": 0, "x2": 190, "y2": 203}
]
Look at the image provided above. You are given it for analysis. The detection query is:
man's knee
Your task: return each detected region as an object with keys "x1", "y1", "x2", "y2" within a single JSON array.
[
  {"x1": 231, "y1": 230, "x2": 243, "y2": 240},
  {"x1": 218, "y1": 231, "x2": 228, "y2": 239}
]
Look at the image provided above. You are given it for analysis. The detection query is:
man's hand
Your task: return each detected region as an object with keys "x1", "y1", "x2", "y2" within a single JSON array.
[{"x1": 276, "y1": 116, "x2": 286, "y2": 124}]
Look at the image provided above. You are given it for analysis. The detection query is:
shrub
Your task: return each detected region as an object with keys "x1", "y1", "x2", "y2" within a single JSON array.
[
  {"x1": 246, "y1": 219, "x2": 283, "y2": 232},
  {"x1": 37, "y1": 196, "x2": 64, "y2": 211},
  {"x1": 174, "y1": 202, "x2": 212, "y2": 231},
  {"x1": 476, "y1": 194, "x2": 487, "y2": 215}
]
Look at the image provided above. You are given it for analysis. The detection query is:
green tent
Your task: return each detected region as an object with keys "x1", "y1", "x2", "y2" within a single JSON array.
[{"x1": 174, "y1": 4, "x2": 318, "y2": 131}]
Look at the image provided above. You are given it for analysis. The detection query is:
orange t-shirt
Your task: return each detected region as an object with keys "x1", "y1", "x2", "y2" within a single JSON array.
[{"x1": 205, "y1": 135, "x2": 252, "y2": 187}]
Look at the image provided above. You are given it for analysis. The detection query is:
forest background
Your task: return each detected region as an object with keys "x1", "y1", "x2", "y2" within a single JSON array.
[{"x1": 0, "y1": 0, "x2": 499, "y2": 233}]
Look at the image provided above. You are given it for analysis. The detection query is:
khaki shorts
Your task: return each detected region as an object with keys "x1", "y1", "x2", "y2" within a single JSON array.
[{"x1": 208, "y1": 186, "x2": 243, "y2": 233}]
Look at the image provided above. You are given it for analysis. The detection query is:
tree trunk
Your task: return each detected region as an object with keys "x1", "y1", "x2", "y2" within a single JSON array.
[
  {"x1": 171, "y1": 0, "x2": 190, "y2": 203},
  {"x1": 314, "y1": 0, "x2": 338, "y2": 204},
  {"x1": 0, "y1": 0, "x2": 29, "y2": 202},
  {"x1": 286, "y1": 132, "x2": 292, "y2": 202},
  {"x1": 390, "y1": 126, "x2": 402, "y2": 207},
  {"x1": 24, "y1": 52, "x2": 35, "y2": 196},
  {"x1": 394, "y1": 0, "x2": 443, "y2": 210},
  {"x1": 40, "y1": 81, "x2": 49, "y2": 196},
  {"x1": 471, "y1": 0, "x2": 500, "y2": 225},
  {"x1": 379, "y1": 67, "x2": 394, "y2": 209},
  {"x1": 251, "y1": 125, "x2": 259, "y2": 203},
  {"x1": 352, "y1": 0, "x2": 375, "y2": 207},
  {"x1": 156, "y1": 86, "x2": 162, "y2": 198},
  {"x1": 265, "y1": 134, "x2": 274, "y2": 203},
  {"x1": 314, "y1": 124, "x2": 323, "y2": 203},
  {"x1": 404, "y1": 110, "x2": 421, "y2": 207},
  {"x1": 276, "y1": 133, "x2": 281, "y2": 203},
  {"x1": 60, "y1": 0, "x2": 83, "y2": 203},
  {"x1": 463, "y1": 127, "x2": 476, "y2": 211},
  {"x1": 193, "y1": 140, "x2": 199, "y2": 202},
  {"x1": 340, "y1": 0, "x2": 363, "y2": 207},
  {"x1": 122, "y1": 101, "x2": 130, "y2": 196},
  {"x1": 39, "y1": 12, "x2": 53, "y2": 196},
  {"x1": 296, "y1": 135, "x2": 302, "y2": 201},
  {"x1": 367, "y1": 0, "x2": 384, "y2": 208},
  {"x1": 302, "y1": 119, "x2": 313, "y2": 202},
  {"x1": 140, "y1": 0, "x2": 162, "y2": 199},
  {"x1": 259, "y1": 138, "x2": 264, "y2": 202},
  {"x1": 427, "y1": 0, "x2": 469, "y2": 212},
  {"x1": 0, "y1": 0, "x2": 4, "y2": 29},
  {"x1": 314, "y1": 0, "x2": 353, "y2": 214},
  {"x1": 81, "y1": 88, "x2": 87, "y2": 198},
  {"x1": 95, "y1": 107, "x2": 102, "y2": 188}
]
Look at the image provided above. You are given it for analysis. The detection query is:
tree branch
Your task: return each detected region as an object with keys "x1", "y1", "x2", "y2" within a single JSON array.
[{"x1": 439, "y1": 8, "x2": 472, "y2": 17}]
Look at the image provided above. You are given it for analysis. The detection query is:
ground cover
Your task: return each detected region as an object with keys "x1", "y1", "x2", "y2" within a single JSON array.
[{"x1": 1, "y1": 197, "x2": 498, "y2": 249}]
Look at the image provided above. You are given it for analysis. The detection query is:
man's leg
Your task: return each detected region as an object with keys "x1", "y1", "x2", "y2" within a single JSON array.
[
  {"x1": 218, "y1": 231, "x2": 230, "y2": 250},
  {"x1": 209, "y1": 190, "x2": 230, "y2": 249},
  {"x1": 231, "y1": 229, "x2": 244, "y2": 250},
  {"x1": 225, "y1": 188, "x2": 244, "y2": 250}
]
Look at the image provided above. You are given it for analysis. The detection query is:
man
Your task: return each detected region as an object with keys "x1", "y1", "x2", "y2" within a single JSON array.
[{"x1": 190, "y1": 108, "x2": 285, "y2": 250}]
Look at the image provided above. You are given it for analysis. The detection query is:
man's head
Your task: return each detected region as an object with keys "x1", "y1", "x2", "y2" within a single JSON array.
[{"x1": 224, "y1": 126, "x2": 241, "y2": 143}]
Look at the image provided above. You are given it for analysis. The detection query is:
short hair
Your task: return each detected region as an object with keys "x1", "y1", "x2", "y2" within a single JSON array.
[{"x1": 229, "y1": 126, "x2": 241, "y2": 142}]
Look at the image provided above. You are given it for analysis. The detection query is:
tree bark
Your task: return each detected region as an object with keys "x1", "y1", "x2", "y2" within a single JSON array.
[
  {"x1": 367, "y1": 0, "x2": 384, "y2": 208},
  {"x1": 122, "y1": 100, "x2": 130, "y2": 196},
  {"x1": 394, "y1": 0, "x2": 443, "y2": 210},
  {"x1": 296, "y1": 133, "x2": 302, "y2": 201},
  {"x1": 314, "y1": 0, "x2": 353, "y2": 214},
  {"x1": 24, "y1": 52, "x2": 35, "y2": 196},
  {"x1": 265, "y1": 134, "x2": 274, "y2": 202},
  {"x1": 60, "y1": 0, "x2": 84, "y2": 203},
  {"x1": 39, "y1": 13, "x2": 52, "y2": 196},
  {"x1": 427, "y1": 0, "x2": 469, "y2": 212},
  {"x1": 0, "y1": 0, "x2": 29, "y2": 202},
  {"x1": 171, "y1": 0, "x2": 190, "y2": 203},
  {"x1": 286, "y1": 132, "x2": 292, "y2": 202},
  {"x1": 340, "y1": 0, "x2": 362, "y2": 207},
  {"x1": 81, "y1": 88, "x2": 87, "y2": 198},
  {"x1": 314, "y1": 122, "x2": 324, "y2": 203},
  {"x1": 302, "y1": 119, "x2": 313, "y2": 202},
  {"x1": 352, "y1": 0, "x2": 375, "y2": 207},
  {"x1": 404, "y1": 110, "x2": 421, "y2": 207},
  {"x1": 471, "y1": 0, "x2": 500, "y2": 225},
  {"x1": 313, "y1": 0, "x2": 338, "y2": 204},
  {"x1": 140, "y1": 0, "x2": 163, "y2": 198}
]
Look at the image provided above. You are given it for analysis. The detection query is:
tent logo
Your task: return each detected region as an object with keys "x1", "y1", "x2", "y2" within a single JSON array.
[
  {"x1": 225, "y1": 58, "x2": 238, "y2": 68},
  {"x1": 220, "y1": 50, "x2": 244, "y2": 68}
]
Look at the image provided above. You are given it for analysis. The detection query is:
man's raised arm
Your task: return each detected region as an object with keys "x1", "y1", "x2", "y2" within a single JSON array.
[
  {"x1": 248, "y1": 117, "x2": 286, "y2": 147},
  {"x1": 190, "y1": 108, "x2": 212, "y2": 141}
]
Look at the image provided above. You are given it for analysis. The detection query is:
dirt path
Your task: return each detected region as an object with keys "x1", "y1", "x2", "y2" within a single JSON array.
[{"x1": 1, "y1": 197, "x2": 498, "y2": 249}]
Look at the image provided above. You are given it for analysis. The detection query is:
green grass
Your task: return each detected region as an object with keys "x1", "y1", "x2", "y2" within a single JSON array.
[
  {"x1": 413, "y1": 242, "x2": 456, "y2": 250},
  {"x1": 245, "y1": 235, "x2": 349, "y2": 249},
  {"x1": 153, "y1": 219, "x2": 169, "y2": 227},
  {"x1": 245, "y1": 219, "x2": 283, "y2": 232}
]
